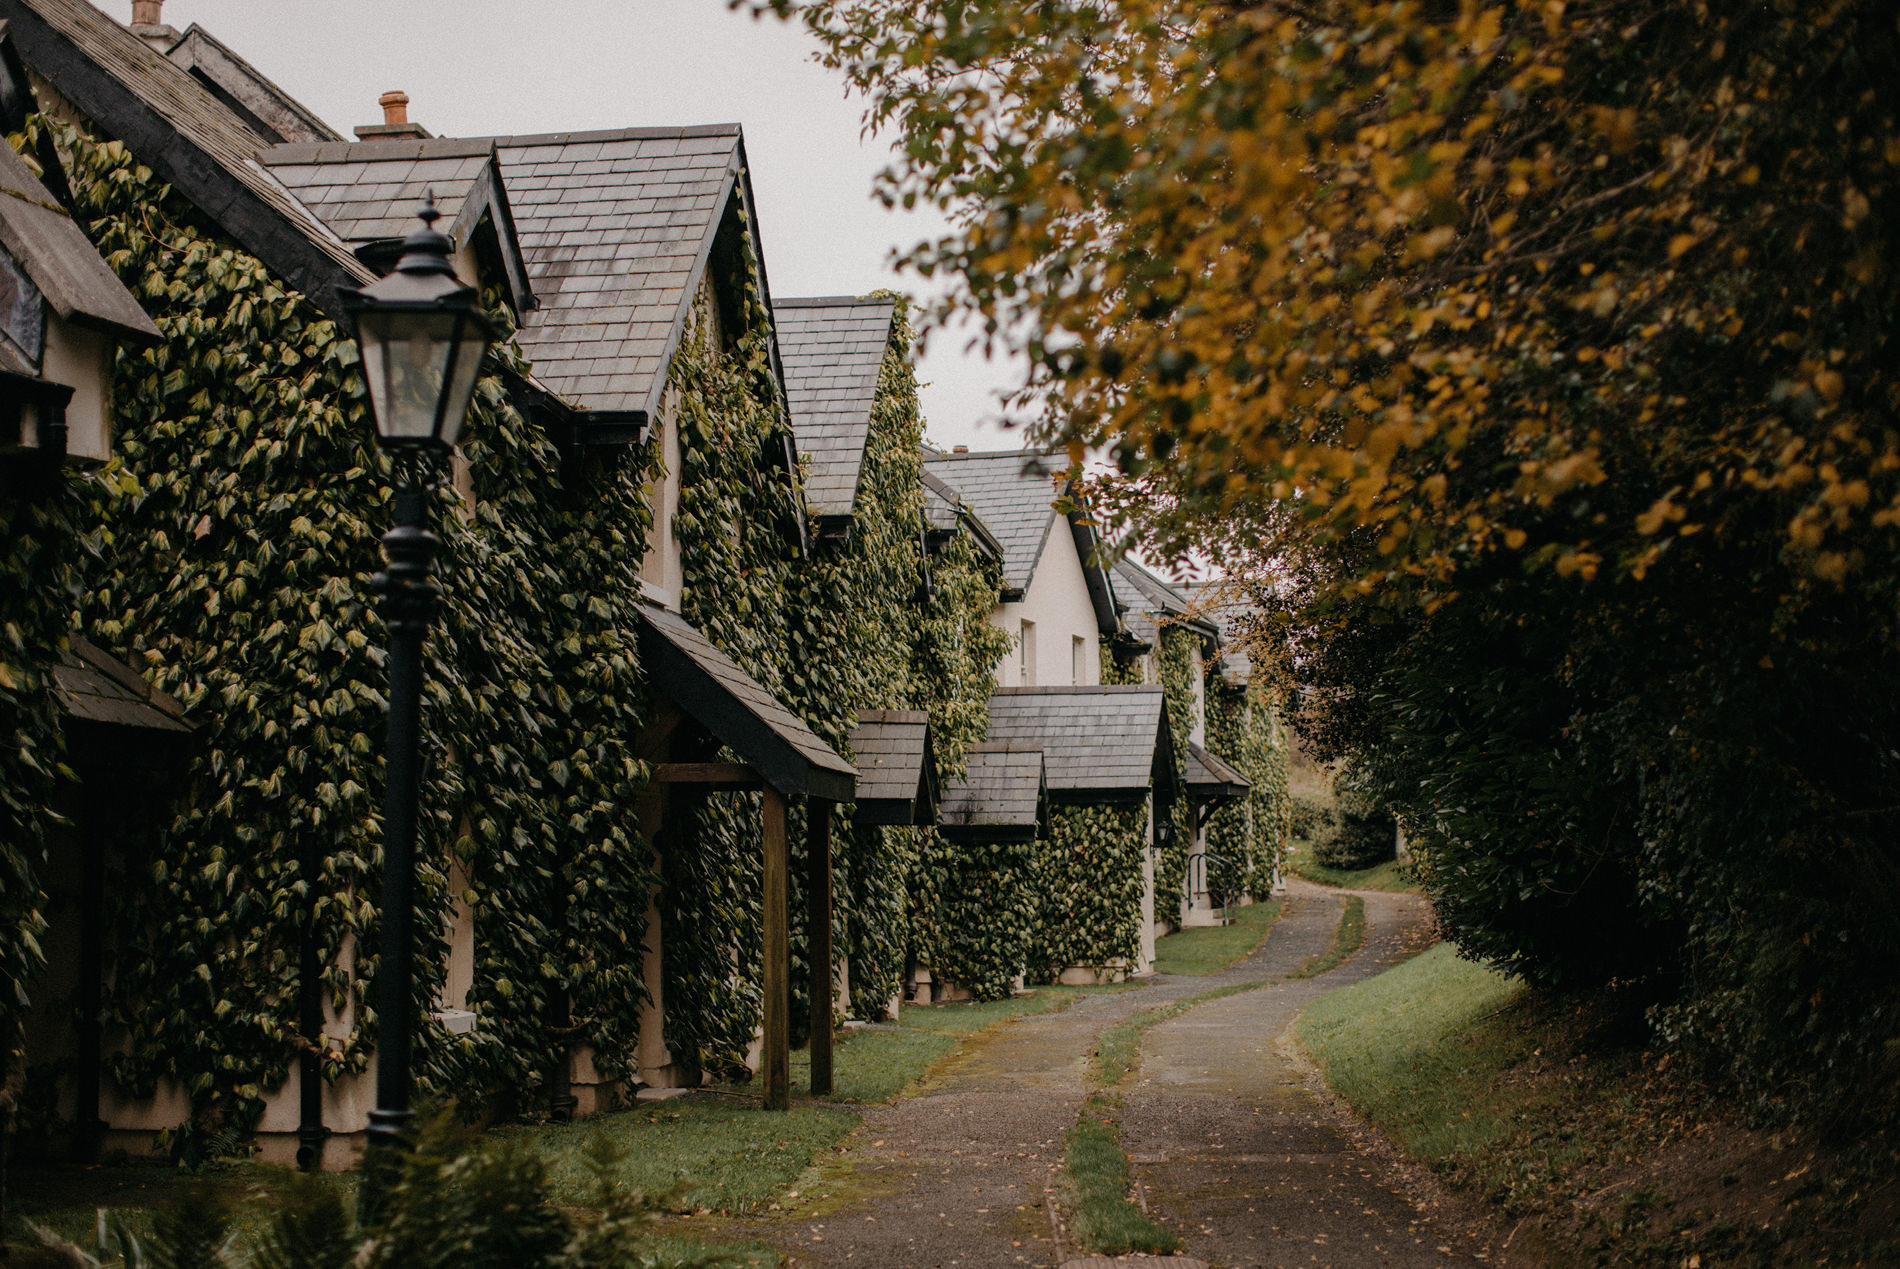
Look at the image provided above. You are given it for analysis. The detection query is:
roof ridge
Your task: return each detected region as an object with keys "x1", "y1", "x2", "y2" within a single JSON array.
[
  {"x1": 992, "y1": 685, "x2": 1162, "y2": 695},
  {"x1": 487, "y1": 122, "x2": 743, "y2": 147},
  {"x1": 774, "y1": 294, "x2": 897, "y2": 309},
  {"x1": 262, "y1": 137, "x2": 494, "y2": 164}
]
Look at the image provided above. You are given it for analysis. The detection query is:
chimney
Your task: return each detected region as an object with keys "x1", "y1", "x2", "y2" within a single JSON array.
[
  {"x1": 952, "y1": 445, "x2": 970, "y2": 454},
  {"x1": 354, "y1": 90, "x2": 433, "y2": 142},
  {"x1": 129, "y1": 0, "x2": 179, "y2": 50}
]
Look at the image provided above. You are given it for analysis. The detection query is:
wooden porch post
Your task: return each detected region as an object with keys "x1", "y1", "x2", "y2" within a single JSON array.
[
  {"x1": 762, "y1": 787, "x2": 791, "y2": 1111},
  {"x1": 807, "y1": 800, "x2": 835, "y2": 1097}
]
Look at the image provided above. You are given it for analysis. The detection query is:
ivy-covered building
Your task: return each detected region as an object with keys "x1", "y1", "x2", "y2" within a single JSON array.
[
  {"x1": 1105, "y1": 557, "x2": 1266, "y2": 927},
  {"x1": 768, "y1": 294, "x2": 1014, "y2": 1017},
  {"x1": 1183, "y1": 581, "x2": 1290, "y2": 898},
  {"x1": 984, "y1": 687, "x2": 1179, "y2": 980},
  {"x1": 0, "y1": 0, "x2": 1011, "y2": 1171}
]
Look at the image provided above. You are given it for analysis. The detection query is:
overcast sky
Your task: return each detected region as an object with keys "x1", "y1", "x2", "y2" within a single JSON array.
[{"x1": 140, "y1": 0, "x2": 1025, "y2": 452}]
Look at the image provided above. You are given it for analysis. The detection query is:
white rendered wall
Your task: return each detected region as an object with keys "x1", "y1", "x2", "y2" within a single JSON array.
[{"x1": 989, "y1": 516, "x2": 1102, "y2": 686}]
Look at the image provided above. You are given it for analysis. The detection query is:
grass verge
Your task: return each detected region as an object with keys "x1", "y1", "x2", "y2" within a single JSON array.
[
  {"x1": 1152, "y1": 899, "x2": 1283, "y2": 976},
  {"x1": 1285, "y1": 840, "x2": 1417, "y2": 892},
  {"x1": 1298, "y1": 943, "x2": 1900, "y2": 1265},
  {"x1": 1289, "y1": 894, "x2": 1365, "y2": 979},
  {"x1": 1059, "y1": 981, "x2": 1273, "y2": 1256},
  {"x1": 1064, "y1": 1096, "x2": 1179, "y2": 1257}
]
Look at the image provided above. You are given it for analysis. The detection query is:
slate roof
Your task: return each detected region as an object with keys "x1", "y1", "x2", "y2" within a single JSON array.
[
  {"x1": 1111, "y1": 558, "x2": 1218, "y2": 652},
  {"x1": 494, "y1": 125, "x2": 762, "y2": 417},
  {"x1": 264, "y1": 138, "x2": 496, "y2": 244},
  {"x1": 848, "y1": 709, "x2": 937, "y2": 826},
  {"x1": 162, "y1": 23, "x2": 341, "y2": 145},
  {"x1": 921, "y1": 449, "x2": 1068, "y2": 594},
  {"x1": 921, "y1": 468, "x2": 1003, "y2": 565},
  {"x1": 773, "y1": 296, "x2": 894, "y2": 518},
  {"x1": 54, "y1": 636, "x2": 190, "y2": 734},
  {"x1": 983, "y1": 686, "x2": 1175, "y2": 800},
  {"x1": 0, "y1": 0, "x2": 375, "y2": 313},
  {"x1": 939, "y1": 743, "x2": 1045, "y2": 839},
  {"x1": 0, "y1": 138, "x2": 159, "y2": 342},
  {"x1": 261, "y1": 138, "x2": 537, "y2": 315},
  {"x1": 635, "y1": 602, "x2": 855, "y2": 802},
  {"x1": 1185, "y1": 741, "x2": 1249, "y2": 801}
]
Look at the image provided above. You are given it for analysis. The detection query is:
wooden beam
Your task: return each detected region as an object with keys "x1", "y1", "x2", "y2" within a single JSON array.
[
  {"x1": 651, "y1": 762, "x2": 763, "y2": 790},
  {"x1": 761, "y1": 787, "x2": 791, "y2": 1111},
  {"x1": 807, "y1": 800, "x2": 835, "y2": 1097}
]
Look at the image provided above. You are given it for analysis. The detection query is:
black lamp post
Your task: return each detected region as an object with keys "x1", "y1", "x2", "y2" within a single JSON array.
[{"x1": 342, "y1": 196, "x2": 496, "y2": 1151}]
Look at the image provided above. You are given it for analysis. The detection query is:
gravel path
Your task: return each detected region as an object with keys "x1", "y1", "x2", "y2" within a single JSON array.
[{"x1": 728, "y1": 881, "x2": 1506, "y2": 1268}]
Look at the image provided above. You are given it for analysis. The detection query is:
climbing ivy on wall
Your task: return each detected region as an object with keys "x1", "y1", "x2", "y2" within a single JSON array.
[
  {"x1": 26, "y1": 115, "x2": 663, "y2": 1140},
  {"x1": 1205, "y1": 675, "x2": 1288, "y2": 900},
  {"x1": 1099, "y1": 645, "x2": 1144, "y2": 686},
  {"x1": 0, "y1": 461, "x2": 92, "y2": 1126},
  {"x1": 1025, "y1": 803, "x2": 1149, "y2": 980},
  {"x1": 903, "y1": 470, "x2": 1017, "y2": 1001},
  {"x1": 1155, "y1": 627, "x2": 1198, "y2": 921}
]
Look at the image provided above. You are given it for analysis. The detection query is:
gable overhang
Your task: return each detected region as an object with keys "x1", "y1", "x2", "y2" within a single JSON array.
[
  {"x1": 0, "y1": 0, "x2": 374, "y2": 316},
  {"x1": 1185, "y1": 741, "x2": 1249, "y2": 803},
  {"x1": 847, "y1": 711, "x2": 940, "y2": 827},
  {"x1": 635, "y1": 604, "x2": 855, "y2": 802},
  {"x1": 937, "y1": 744, "x2": 1046, "y2": 841},
  {"x1": 1066, "y1": 500, "x2": 1123, "y2": 639},
  {"x1": 164, "y1": 23, "x2": 341, "y2": 146}
]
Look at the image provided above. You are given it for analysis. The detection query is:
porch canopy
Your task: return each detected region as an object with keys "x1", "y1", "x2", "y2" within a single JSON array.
[
  {"x1": 984, "y1": 686, "x2": 1179, "y2": 809},
  {"x1": 847, "y1": 709, "x2": 938, "y2": 827},
  {"x1": 633, "y1": 603, "x2": 855, "y2": 1106},
  {"x1": 938, "y1": 742, "x2": 1045, "y2": 843},
  {"x1": 1184, "y1": 741, "x2": 1250, "y2": 827}
]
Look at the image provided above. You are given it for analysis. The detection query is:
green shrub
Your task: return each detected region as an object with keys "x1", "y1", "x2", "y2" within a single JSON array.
[
  {"x1": 1312, "y1": 768, "x2": 1395, "y2": 871},
  {"x1": 1287, "y1": 794, "x2": 1334, "y2": 841}
]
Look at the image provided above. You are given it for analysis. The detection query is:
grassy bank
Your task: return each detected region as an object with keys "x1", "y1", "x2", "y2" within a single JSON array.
[
  {"x1": 1284, "y1": 839, "x2": 1417, "y2": 892},
  {"x1": 1153, "y1": 899, "x2": 1282, "y2": 976},
  {"x1": 1299, "y1": 943, "x2": 1900, "y2": 1265}
]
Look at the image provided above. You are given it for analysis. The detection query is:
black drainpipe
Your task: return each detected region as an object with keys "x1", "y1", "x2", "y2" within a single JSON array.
[{"x1": 295, "y1": 835, "x2": 328, "y2": 1170}]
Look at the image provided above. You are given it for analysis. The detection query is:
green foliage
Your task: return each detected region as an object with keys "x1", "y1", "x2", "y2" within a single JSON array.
[
  {"x1": 252, "y1": 1174, "x2": 354, "y2": 1269},
  {"x1": 1287, "y1": 794, "x2": 1332, "y2": 843},
  {"x1": 1026, "y1": 804, "x2": 1149, "y2": 979},
  {"x1": 906, "y1": 831, "x2": 1035, "y2": 1002},
  {"x1": 1311, "y1": 769, "x2": 1395, "y2": 872},
  {"x1": 27, "y1": 113, "x2": 661, "y2": 1133},
  {"x1": 775, "y1": 0, "x2": 1900, "y2": 1116},
  {"x1": 0, "y1": 464, "x2": 89, "y2": 1106},
  {"x1": 1203, "y1": 676, "x2": 1288, "y2": 900},
  {"x1": 1153, "y1": 628, "x2": 1195, "y2": 918},
  {"x1": 1097, "y1": 647, "x2": 1143, "y2": 686}
]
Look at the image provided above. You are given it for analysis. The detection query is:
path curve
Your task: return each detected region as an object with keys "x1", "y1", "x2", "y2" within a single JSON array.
[{"x1": 729, "y1": 881, "x2": 1508, "y2": 1267}]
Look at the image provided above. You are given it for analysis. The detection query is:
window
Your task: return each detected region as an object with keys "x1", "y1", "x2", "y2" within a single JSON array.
[
  {"x1": 1020, "y1": 620, "x2": 1037, "y2": 685},
  {"x1": 1073, "y1": 635, "x2": 1086, "y2": 685}
]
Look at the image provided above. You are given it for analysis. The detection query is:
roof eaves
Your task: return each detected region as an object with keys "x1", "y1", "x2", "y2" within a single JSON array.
[
  {"x1": 0, "y1": 0, "x2": 374, "y2": 315},
  {"x1": 165, "y1": 23, "x2": 341, "y2": 144}
]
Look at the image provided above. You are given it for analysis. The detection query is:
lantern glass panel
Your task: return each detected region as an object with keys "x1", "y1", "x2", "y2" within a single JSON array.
[
  {"x1": 435, "y1": 321, "x2": 490, "y2": 451},
  {"x1": 357, "y1": 308, "x2": 463, "y2": 446}
]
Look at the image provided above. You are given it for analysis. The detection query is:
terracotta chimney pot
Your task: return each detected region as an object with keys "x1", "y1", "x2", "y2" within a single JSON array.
[
  {"x1": 131, "y1": 0, "x2": 162, "y2": 24},
  {"x1": 952, "y1": 445, "x2": 970, "y2": 454},
  {"x1": 379, "y1": 92, "x2": 411, "y2": 126}
]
